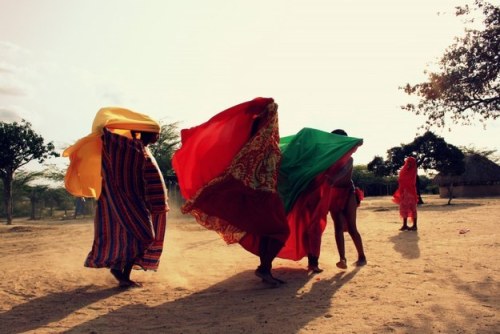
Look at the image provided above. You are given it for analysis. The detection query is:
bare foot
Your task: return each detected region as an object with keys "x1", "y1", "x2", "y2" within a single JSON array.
[
  {"x1": 356, "y1": 257, "x2": 367, "y2": 266},
  {"x1": 409, "y1": 225, "x2": 418, "y2": 231},
  {"x1": 336, "y1": 259, "x2": 347, "y2": 269},
  {"x1": 400, "y1": 225, "x2": 409, "y2": 231},
  {"x1": 255, "y1": 268, "x2": 283, "y2": 287},
  {"x1": 308, "y1": 265, "x2": 324, "y2": 274},
  {"x1": 119, "y1": 280, "x2": 142, "y2": 288}
]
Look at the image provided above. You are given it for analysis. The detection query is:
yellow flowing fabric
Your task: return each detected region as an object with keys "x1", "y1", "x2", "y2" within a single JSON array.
[{"x1": 63, "y1": 107, "x2": 160, "y2": 198}]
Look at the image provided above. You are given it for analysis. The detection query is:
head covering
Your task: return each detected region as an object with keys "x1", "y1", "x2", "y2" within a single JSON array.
[{"x1": 63, "y1": 107, "x2": 160, "y2": 198}]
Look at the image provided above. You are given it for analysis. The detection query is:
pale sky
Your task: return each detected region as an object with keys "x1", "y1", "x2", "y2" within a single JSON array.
[{"x1": 0, "y1": 0, "x2": 498, "y2": 167}]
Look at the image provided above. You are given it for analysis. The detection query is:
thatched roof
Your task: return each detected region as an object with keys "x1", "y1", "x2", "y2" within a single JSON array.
[{"x1": 434, "y1": 154, "x2": 500, "y2": 186}]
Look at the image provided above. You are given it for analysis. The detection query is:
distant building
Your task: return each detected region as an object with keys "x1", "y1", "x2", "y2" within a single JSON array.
[{"x1": 433, "y1": 154, "x2": 500, "y2": 198}]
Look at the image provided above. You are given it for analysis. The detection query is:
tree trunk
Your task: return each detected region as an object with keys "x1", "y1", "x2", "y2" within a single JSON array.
[
  {"x1": 30, "y1": 190, "x2": 36, "y2": 220},
  {"x1": 416, "y1": 175, "x2": 424, "y2": 204},
  {"x1": 2, "y1": 173, "x2": 14, "y2": 225},
  {"x1": 418, "y1": 194, "x2": 424, "y2": 205}
]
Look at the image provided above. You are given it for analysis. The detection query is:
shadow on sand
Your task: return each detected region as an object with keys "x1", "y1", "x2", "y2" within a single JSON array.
[
  {"x1": 0, "y1": 285, "x2": 124, "y2": 334},
  {"x1": 416, "y1": 201, "x2": 483, "y2": 212},
  {"x1": 61, "y1": 267, "x2": 361, "y2": 333},
  {"x1": 389, "y1": 230, "x2": 420, "y2": 259}
]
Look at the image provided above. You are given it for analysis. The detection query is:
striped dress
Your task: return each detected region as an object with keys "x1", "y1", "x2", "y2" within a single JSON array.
[{"x1": 85, "y1": 129, "x2": 168, "y2": 271}]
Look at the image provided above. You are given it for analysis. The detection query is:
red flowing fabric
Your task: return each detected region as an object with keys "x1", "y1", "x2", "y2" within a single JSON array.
[
  {"x1": 173, "y1": 99, "x2": 269, "y2": 200},
  {"x1": 393, "y1": 157, "x2": 418, "y2": 218},
  {"x1": 172, "y1": 98, "x2": 289, "y2": 256},
  {"x1": 277, "y1": 176, "x2": 328, "y2": 260}
]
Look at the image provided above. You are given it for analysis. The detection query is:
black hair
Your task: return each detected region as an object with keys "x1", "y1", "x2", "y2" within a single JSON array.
[
  {"x1": 130, "y1": 130, "x2": 159, "y2": 145},
  {"x1": 331, "y1": 129, "x2": 348, "y2": 136}
]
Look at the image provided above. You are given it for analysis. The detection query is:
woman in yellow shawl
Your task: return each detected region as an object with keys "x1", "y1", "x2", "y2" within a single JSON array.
[{"x1": 64, "y1": 107, "x2": 169, "y2": 287}]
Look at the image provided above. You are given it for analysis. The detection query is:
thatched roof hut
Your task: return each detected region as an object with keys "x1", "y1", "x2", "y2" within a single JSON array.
[{"x1": 434, "y1": 154, "x2": 500, "y2": 198}]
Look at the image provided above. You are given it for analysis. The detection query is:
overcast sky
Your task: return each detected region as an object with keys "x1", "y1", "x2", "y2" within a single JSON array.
[{"x1": 1, "y1": 0, "x2": 498, "y2": 167}]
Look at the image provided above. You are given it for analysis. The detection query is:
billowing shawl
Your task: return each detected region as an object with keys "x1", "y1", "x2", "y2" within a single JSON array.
[
  {"x1": 277, "y1": 129, "x2": 363, "y2": 260},
  {"x1": 172, "y1": 97, "x2": 289, "y2": 255},
  {"x1": 63, "y1": 107, "x2": 161, "y2": 198},
  {"x1": 84, "y1": 129, "x2": 168, "y2": 270},
  {"x1": 64, "y1": 107, "x2": 167, "y2": 270},
  {"x1": 393, "y1": 156, "x2": 418, "y2": 205},
  {"x1": 278, "y1": 128, "x2": 363, "y2": 212}
]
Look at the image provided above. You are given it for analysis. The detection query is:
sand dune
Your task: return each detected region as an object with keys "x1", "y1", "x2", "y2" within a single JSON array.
[{"x1": 0, "y1": 195, "x2": 498, "y2": 333}]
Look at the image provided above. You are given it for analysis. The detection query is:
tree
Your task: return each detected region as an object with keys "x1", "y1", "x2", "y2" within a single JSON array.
[
  {"x1": 148, "y1": 121, "x2": 181, "y2": 180},
  {"x1": 401, "y1": 0, "x2": 499, "y2": 128},
  {"x1": 367, "y1": 148, "x2": 407, "y2": 177},
  {"x1": 41, "y1": 164, "x2": 76, "y2": 218},
  {"x1": 352, "y1": 164, "x2": 398, "y2": 197},
  {"x1": 0, "y1": 120, "x2": 59, "y2": 224},
  {"x1": 12, "y1": 170, "x2": 46, "y2": 220},
  {"x1": 459, "y1": 145, "x2": 499, "y2": 163},
  {"x1": 13, "y1": 166, "x2": 79, "y2": 220},
  {"x1": 42, "y1": 187, "x2": 74, "y2": 219},
  {"x1": 367, "y1": 131, "x2": 465, "y2": 204}
]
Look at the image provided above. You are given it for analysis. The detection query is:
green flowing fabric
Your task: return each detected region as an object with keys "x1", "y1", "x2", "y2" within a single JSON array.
[{"x1": 278, "y1": 127, "x2": 363, "y2": 213}]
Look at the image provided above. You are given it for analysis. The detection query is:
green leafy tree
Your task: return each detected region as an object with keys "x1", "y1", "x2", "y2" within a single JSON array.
[
  {"x1": 352, "y1": 164, "x2": 398, "y2": 196},
  {"x1": 401, "y1": 0, "x2": 499, "y2": 128},
  {"x1": 368, "y1": 131, "x2": 465, "y2": 204},
  {"x1": 148, "y1": 121, "x2": 181, "y2": 180},
  {"x1": 29, "y1": 185, "x2": 49, "y2": 220},
  {"x1": 0, "y1": 120, "x2": 59, "y2": 224},
  {"x1": 366, "y1": 156, "x2": 391, "y2": 177},
  {"x1": 407, "y1": 132, "x2": 466, "y2": 176},
  {"x1": 367, "y1": 148, "x2": 406, "y2": 177},
  {"x1": 41, "y1": 164, "x2": 76, "y2": 218},
  {"x1": 42, "y1": 187, "x2": 74, "y2": 218},
  {"x1": 12, "y1": 170, "x2": 46, "y2": 220},
  {"x1": 11, "y1": 166, "x2": 76, "y2": 220}
]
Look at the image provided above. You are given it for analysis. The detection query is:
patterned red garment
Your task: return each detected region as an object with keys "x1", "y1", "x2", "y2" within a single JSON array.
[
  {"x1": 85, "y1": 129, "x2": 168, "y2": 271},
  {"x1": 173, "y1": 98, "x2": 289, "y2": 256},
  {"x1": 393, "y1": 157, "x2": 418, "y2": 219}
]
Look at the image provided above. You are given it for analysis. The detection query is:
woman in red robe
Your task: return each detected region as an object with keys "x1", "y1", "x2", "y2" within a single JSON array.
[
  {"x1": 172, "y1": 97, "x2": 289, "y2": 287},
  {"x1": 393, "y1": 156, "x2": 418, "y2": 231}
]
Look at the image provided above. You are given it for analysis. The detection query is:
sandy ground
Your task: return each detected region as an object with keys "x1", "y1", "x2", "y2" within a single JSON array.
[{"x1": 0, "y1": 195, "x2": 498, "y2": 334}]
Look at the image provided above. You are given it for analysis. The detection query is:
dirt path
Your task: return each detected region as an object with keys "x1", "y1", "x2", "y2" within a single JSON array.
[{"x1": 0, "y1": 195, "x2": 498, "y2": 333}]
